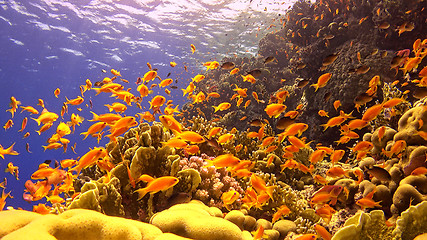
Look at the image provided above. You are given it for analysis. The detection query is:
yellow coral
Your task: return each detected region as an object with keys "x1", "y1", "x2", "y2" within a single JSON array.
[{"x1": 0, "y1": 209, "x2": 163, "y2": 240}]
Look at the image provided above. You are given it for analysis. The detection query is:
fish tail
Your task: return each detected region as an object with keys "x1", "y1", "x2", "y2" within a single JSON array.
[
  {"x1": 80, "y1": 131, "x2": 90, "y2": 140},
  {"x1": 321, "y1": 124, "x2": 328, "y2": 131},
  {"x1": 104, "y1": 105, "x2": 113, "y2": 112},
  {"x1": 135, "y1": 188, "x2": 148, "y2": 200},
  {"x1": 5, "y1": 143, "x2": 18, "y2": 155},
  {"x1": 311, "y1": 84, "x2": 319, "y2": 92},
  {"x1": 89, "y1": 111, "x2": 98, "y2": 122},
  {"x1": 93, "y1": 88, "x2": 102, "y2": 95},
  {"x1": 69, "y1": 166, "x2": 81, "y2": 177},
  {"x1": 265, "y1": 186, "x2": 275, "y2": 201},
  {"x1": 105, "y1": 133, "x2": 117, "y2": 143},
  {"x1": 212, "y1": 106, "x2": 219, "y2": 112},
  {"x1": 31, "y1": 117, "x2": 41, "y2": 126}
]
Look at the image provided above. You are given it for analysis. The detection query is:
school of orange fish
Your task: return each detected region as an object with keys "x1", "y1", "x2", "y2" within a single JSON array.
[{"x1": 1, "y1": 1, "x2": 427, "y2": 239}]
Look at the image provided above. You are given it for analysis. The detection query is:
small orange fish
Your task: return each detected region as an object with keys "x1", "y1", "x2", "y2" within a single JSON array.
[
  {"x1": 265, "y1": 103, "x2": 287, "y2": 118},
  {"x1": 314, "y1": 224, "x2": 332, "y2": 240},
  {"x1": 54, "y1": 88, "x2": 60, "y2": 98},
  {"x1": 250, "y1": 174, "x2": 275, "y2": 200},
  {"x1": 361, "y1": 103, "x2": 383, "y2": 122},
  {"x1": 3, "y1": 119, "x2": 13, "y2": 130},
  {"x1": 294, "y1": 234, "x2": 317, "y2": 240},
  {"x1": 221, "y1": 190, "x2": 239, "y2": 211},
  {"x1": 6, "y1": 96, "x2": 21, "y2": 118},
  {"x1": 177, "y1": 131, "x2": 205, "y2": 144},
  {"x1": 213, "y1": 102, "x2": 231, "y2": 112},
  {"x1": 206, "y1": 154, "x2": 240, "y2": 168},
  {"x1": 333, "y1": 100, "x2": 341, "y2": 111},
  {"x1": 356, "y1": 189, "x2": 381, "y2": 210},
  {"x1": 272, "y1": 205, "x2": 291, "y2": 223},
  {"x1": 311, "y1": 73, "x2": 332, "y2": 92},
  {"x1": 5, "y1": 162, "x2": 19, "y2": 180},
  {"x1": 135, "y1": 176, "x2": 179, "y2": 200}
]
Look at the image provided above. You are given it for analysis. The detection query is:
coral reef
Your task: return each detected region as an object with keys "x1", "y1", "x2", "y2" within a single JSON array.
[
  {"x1": 68, "y1": 177, "x2": 124, "y2": 216},
  {"x1": 331, "y1": 210, "x2": 393, "y2": 240},
  {"x1": 0, "y1": 209, "x2": 163, "y2": 240},
  {"x1": 150, "y1": 201, "x2": 243, "y2": 240},
  {"x1": 392, "y1": 201, "x2": 427, "y2": 240}
]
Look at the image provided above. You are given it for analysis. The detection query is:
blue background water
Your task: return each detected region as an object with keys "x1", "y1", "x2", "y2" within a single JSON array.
[{"x1": 0, "y1": 0, "x2": 295, "y2": 210}]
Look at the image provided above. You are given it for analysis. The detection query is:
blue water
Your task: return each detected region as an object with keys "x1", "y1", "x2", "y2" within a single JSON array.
[{"x1": 0, "y1": 0, "x2": 294, "y2": 210}]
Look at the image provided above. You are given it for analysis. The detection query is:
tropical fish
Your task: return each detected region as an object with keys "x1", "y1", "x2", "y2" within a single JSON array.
[
  {"x1": 0, "y1": 143, "x2": 19, "y2": 159},
  {"x1": 250, "y1": 174, "x2": 275, "y2": 200},
  {"x1": 18, "y1": 117, "x2": 28, "y2": 132},
  {"x1": 221, "y1": 62, "x2": 235, "y2": 70},
  {"x1": 265, "y1": 103, "x2": 287, "y2": 118},
  {"x1": 135, "y1": 176, "x2": 179, "y2": 200},
  {"x1": 177, "y1": 131, "x2": 205, "y2": 144},
  {"x1": 311, "y1": 73, "x2": 332, "y2": 92},
  {"x1": 272, "y1": 205, "x2": 291, "y2": 223},
  {"x1": 213, "y1": 102, "x2": 231, "y2": 112},
  {"x1": 221, "y1": 190, "x2": 239, "y2": 210},
  {"x1": 6, "y1": 96, "x2": 21, "y2": 118}
]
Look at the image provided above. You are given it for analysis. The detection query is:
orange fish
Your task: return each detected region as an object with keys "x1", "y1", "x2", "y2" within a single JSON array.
[
  {"x1": 230, "y1": 68, "x2": 239, "y2": 75},
  {"x1": 356, "y1": 189, "x2": 381, "y2": 210},
  {"x1": 20, "y1": 106, "x2": 39, "y2": 115},
  {"x1": 70, "y1": 147, "x2": 107, "y2": 175},
  {"x1": 326, "y1": 166, "x2": 349, "y2": 178},
  {"x1": 105, "y1": 102, "x2": 127, "y2": 113},
  {"x1": 350, "y1": 141, "x2": 373, "y2": 152},
  {"x1": 32, "y1": 110, "x2": 59, "y2": 126},
  {"x1": 321, "y1": 116, "x2": 346, "y2": 131},
  {"x1": 315, "y1": 204, "x2": 336, "y2": 223},
  {"x1": 54, "y1": 88, "x2": 60, "y2": 98},
  {"x1": 265, "y1": 103, "x2": 287, "y2": 118},
  {"x1": 64, "y1": 96, "x2": 84, "y2": 105},
  {"x1": 383, "y1": 140, "x2": 406, "y2": 157},
  {"x1": 272, "y1": 205, "x2": 291, "y2": 223},
  {"x1": 411, "y1": 167, "x2": 427, "y2": 175},
  {"x1": 294, "y1": 234, "x2": 317, "y2": 240},
  {"x1": 213, "y1": 102, "x2": 231, "y2": 112},
  {"x1": 143, "y1": 70, "x2": 158, "y2": 82},
  {"x1": 80, "y1": 122, "x2": 107, "y2": 140},
  {"x1": 250, "y1": 174, "x2": 275, "y2": 200},
  {"x1": 221, "y1": 190, "x2": 240, "y2": 211},
  {"x1": 309, "y1": 149, "x2": 327, "y2": 164},
  {"x1": 314, "y1": 224, "x2": 332, "y2": 240},
  {"x1": 206, "y1": 154, "x2": 240, "y2": 168},
  {"x1": 0, "y1": 143, "x2": 19, "y2": 159},
  {"x1": 3, "y1": 119, "x2": 13, "y2": 130},
  {"x1": 6, "y1": 96, "x2": 21, "y2": 118},
  {"x1": 177, "y1": 131, "x2": 205, "y2": 144},
  {"x1": 149, "y1": 95, "x2": 166, "y2": 109},
  {"x1": 311, "y1": 73, "x2": 332, "y2": 92},
  {"x1": 135, "y1": 176, "x2": 179, "y2": 200},
  {"x1": 330, "y1": 149, "x2": 345, "y2": 164},
  {"x1": 5, "y1": 162, "x2": 19, "y2": 180}
]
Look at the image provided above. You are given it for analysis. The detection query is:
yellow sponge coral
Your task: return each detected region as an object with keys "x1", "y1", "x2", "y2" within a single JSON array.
[
  {"x1": 0, "y1": 209, "x2": 163, "y2": 240},
  {"x1": 150, "y1": 200, "x2": 243, "y2": 240}
]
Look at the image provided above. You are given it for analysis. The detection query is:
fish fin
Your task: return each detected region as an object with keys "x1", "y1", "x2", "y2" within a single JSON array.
[{"x1": 135, "y1": 188, "x2": 148, "y2": 200}]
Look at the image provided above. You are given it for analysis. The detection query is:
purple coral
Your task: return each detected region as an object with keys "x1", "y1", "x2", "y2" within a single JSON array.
[{"x1": 179, "y1": 154, "x2": 245, "y2": 209}]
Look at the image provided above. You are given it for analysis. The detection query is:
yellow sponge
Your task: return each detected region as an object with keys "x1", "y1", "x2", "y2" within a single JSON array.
[{"x1": 0, "y1": 209, "x2": 163, "y2": 240}]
